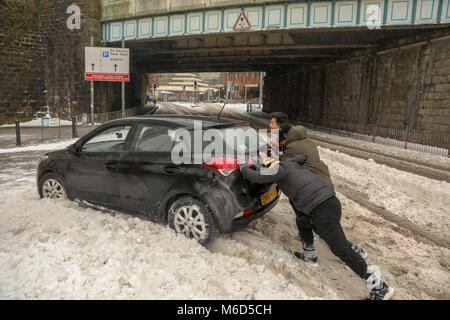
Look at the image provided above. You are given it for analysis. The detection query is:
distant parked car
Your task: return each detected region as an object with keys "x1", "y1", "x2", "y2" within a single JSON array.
[{"x1": 37, "y1": 115, "x2": 280, "y2": 245}]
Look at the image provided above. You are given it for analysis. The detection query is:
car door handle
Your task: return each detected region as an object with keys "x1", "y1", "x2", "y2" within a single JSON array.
[
  {"x1": 163, "y1": 166, "x2": 180, "y2": 174},
  {"x1": 104, "y1": 161, "x2": 120, "y2": 170}
]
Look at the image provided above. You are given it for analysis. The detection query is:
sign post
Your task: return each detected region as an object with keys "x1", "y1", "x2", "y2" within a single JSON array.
[
  {"x1": 90, "y1": 37, "x2": 94, "y2": 124},
  {"x1": 42, "y1": 117, "x2": 49, "y2": 143},
  {"x1": 259, "y1": 72, "x2": 263, "y2": 109},
  {"x1": 85, "y1": 43, "x2": 130, "y2": 122},
  {"x1": 15, "y1": 120, "x2": 21, "y2": 146},
  {"x1": 193, "y1": 80, "x2": 198, "y2": 107},
  {"x1": 225, "y1": 72, "x2": 229, "y2": 104},
  {"x1": 121, "y1": 37, "x2": 126, "y2": 117}
]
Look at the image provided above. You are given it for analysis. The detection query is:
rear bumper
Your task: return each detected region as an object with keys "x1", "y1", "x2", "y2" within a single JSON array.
[{"x1": 230, "y1": 194, "x2": 280, "y2": 232}]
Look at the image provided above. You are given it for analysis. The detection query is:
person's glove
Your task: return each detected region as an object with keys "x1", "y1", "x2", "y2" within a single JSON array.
[{"x1": 240, "y1": 161, "x2": 257, "y2": 175}]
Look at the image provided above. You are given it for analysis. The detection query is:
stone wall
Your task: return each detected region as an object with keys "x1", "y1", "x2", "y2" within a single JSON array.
[
  {"x1": 39, "y1": 0, "x2": 114, "y2": 117},
  {"x1": 0, "y1": 0, "x2": 47, "y2": 122},
  {"x1": 264, "y1": 35, "x2": 450, "y2": 134},
  {"x1": 0, "y1": 0, "x2": 136, "y2": 123}
]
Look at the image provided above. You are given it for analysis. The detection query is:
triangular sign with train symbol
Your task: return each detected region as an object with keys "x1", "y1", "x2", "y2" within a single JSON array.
[{"x1": 233, "y1": 11, "x2": 251, "y2": 31}]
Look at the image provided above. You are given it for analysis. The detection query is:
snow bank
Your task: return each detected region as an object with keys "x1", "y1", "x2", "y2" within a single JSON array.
[
  {"x1": 1, "y1": 118, "x2": 74, "y2": 128},
  {"x1": 309, "y1": 130, "x2": 450, "y2": 167},
  {"x1": 1, "y1": 129, "x2": 449, "y2": 299},
  {"x1": 0, "y1": 187, "x2": 328, "y2": 300},
  {"x1": 319, "y1": 146, "x2": 450, "y2": 243},
  {"x1": 171, "y1": 102, "x2": 252, "y2": 115},
  {"x1": 0, "y1": 139, "x2": 77, "y2": 154}
]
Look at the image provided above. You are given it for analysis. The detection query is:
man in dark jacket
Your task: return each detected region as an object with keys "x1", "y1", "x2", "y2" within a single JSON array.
[
  {"x1": 273, "y1": 124, "x2": 367, "y2": 263},
  {"x1": 280, "y1": 125, "x2": 333, "y2": 187},
  {"x1": 240, "y1": 156, "x2": 395, "y2": 300}
]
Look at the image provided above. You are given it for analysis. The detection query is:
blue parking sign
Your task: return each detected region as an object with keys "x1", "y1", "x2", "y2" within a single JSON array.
[
  {"x1": 42, "y1": 117, "x2": 49, "y2": 128},
  {"x1": 102, "y1": 51, "x2": 109, "y2": 58}
]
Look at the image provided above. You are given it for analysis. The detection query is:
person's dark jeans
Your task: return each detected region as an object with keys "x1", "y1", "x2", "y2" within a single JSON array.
[
  {"x1": 290, "y1": 200, "x2": 315, "y2": 246},
  {"x1": 308, "y1": 196, "x2": 368, "y2": 278}
]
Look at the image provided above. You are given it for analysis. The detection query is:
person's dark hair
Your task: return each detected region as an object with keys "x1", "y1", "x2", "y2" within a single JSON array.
[
  {"x1": 278, "y1": 123, "x2": 292, "y2": 141},
  {"x1": 270, "y1": 112, "x2": 289, "y2": 125}
]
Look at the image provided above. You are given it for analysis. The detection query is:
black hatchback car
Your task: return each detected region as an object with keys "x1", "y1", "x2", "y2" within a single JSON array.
[{"x1": 37, "y1": 115, "x2": 280, "y2": 245}]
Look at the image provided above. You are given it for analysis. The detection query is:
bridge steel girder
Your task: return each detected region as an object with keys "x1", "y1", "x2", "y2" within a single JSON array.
[{"x1": 101, "y1": 0, "x2": 450, "y2": 72}]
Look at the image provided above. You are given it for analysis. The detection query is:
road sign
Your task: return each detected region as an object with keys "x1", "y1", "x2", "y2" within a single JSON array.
[
  {"x1": 233, "y1": 12, "x2": 251, "y2": 31},
  {"x1": 227, "y1": 82, "x2": 231, "y2": 92},
  {"x1": 49, "y1": 118, "x2": 59, "y2": 127},
  {"x1": 85, "y1": 47, "x2": 129, "y2": 82},
  {"x1": 42, "y1": 118, "x2": 49, "y2": 128}
]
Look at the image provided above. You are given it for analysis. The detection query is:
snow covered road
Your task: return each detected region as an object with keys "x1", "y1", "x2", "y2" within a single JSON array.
[{"x1": 0, "y1": 138, "x2": 449, "y2": 300}]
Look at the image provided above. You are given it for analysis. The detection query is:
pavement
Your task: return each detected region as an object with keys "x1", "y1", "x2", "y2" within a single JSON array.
[{"x1": 0, "y1": 125, "x2": 98, "y2": 149}]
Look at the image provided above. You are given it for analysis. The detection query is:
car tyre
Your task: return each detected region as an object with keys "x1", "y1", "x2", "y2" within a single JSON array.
[
  {"x1": 168, "y1": 197, "x2": 219, "y2": 246},
  {"x1": 38, "y1": 173, "x2": 68, "y2": 200}
]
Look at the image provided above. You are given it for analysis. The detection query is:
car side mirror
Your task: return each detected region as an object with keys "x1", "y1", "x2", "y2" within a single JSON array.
[{"x1": 67, "y1": 144, "x2": 79, "y2": 154}]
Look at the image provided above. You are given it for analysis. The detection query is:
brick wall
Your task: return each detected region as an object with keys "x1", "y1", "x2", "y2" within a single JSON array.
[
  {"x1": 224, "y1": 72, "x2": 261, "y2": 99},
  {"x1": 264, "y1": 35, "x2": 450, "y2": 134}
]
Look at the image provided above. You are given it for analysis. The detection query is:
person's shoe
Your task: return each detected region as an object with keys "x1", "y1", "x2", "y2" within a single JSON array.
[
  {"x1": 294, "y1": 251, "x2": 318, "y2": 263},
  {"x1": 348, "y1": 241, "x2": 368, "y2": 259},
  {"x1": 367, "y1": 282, "x2": 395, "y2": 300},
  {"x1": 295, "y1": 241, "x2": 318, "y2": 264}
]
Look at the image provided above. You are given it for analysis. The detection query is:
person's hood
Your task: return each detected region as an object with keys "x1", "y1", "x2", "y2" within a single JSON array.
[
  {"x1": 284, "y1": 154, "x2": 307, "y2": 165},
  {"x1": 285, "y1": 125, "x2": 308, "y2": 144}
]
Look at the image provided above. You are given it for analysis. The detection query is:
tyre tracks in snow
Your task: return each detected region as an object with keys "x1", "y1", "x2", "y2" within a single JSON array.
[
  {"x1": 309, "y1": 136, "x2": 450, "y2": 183},
  {"x1": 208, "y1": 194, "x2": 375, "y2": 300},
  {"x1": 333, "y1": 178, "x2": 450, "y2": 249}
]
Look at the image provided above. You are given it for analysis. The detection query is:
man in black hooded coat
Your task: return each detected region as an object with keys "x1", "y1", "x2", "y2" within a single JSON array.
[{"x1": 240, "y1": 155, "x2": 395, "y2": 300}]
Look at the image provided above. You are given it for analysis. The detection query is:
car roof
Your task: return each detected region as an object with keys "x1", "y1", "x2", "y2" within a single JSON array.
[{"x1": 108, "y1": 114, "x2": 249, "y2": 129}]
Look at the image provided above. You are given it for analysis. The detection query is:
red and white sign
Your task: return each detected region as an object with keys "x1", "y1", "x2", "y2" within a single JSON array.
[
  {"x1": 85, "y1": 47, "x2": 130, "y2": 82},
  {"x1": 85, "y1": 73, "x2": 129, "y2": 82},
  {"x1": 233, "y1": 12, "x2": 251, "y2": 31}
]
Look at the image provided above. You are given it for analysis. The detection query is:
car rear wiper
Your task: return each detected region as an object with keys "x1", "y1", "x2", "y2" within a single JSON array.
[{"x1": 217, "y1": 102, "x2": 226, "y2": 119}]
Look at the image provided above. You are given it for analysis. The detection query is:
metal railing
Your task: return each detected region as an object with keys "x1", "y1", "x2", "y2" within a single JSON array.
[
  {"x1": 6, "y1": 108, "x2": 138, "y2": 148},
  {"x1": 76, "y1": 107, "x2": 137, "y2": 125},
  {"x1": 297, "y1": 122, "x2": 450, "y2": 157}
]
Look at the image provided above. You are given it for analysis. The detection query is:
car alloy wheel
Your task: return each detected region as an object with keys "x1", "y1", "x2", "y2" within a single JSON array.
[
  {"x1": 168, "y1": 197, "x2": 219, "y2": 246},
  {"x1": 173, "y1": 205, "x2": 207, "y2": 241},
  {"x1": 41, "y1": 178, "x2": 67, "y2": 200}
]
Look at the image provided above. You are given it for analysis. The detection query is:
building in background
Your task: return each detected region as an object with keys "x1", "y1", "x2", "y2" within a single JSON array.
[
  {"x1": 148, "y1": 73, "x2": 218, "y2": 102},
  {"x1": 223, "y1": 72, "x2": 262, "y2": 101},
  {"x1": 198, "y1": 73, "x2": 223, "y2": 86}
]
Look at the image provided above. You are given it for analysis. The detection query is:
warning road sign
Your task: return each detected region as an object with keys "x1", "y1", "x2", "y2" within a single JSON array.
[
  {"x1": 85, "y1": 47, "x2": 129, "y2": 82},
  {"x1": 233, "y1": 12, "x2": 251, "y2": 31}
]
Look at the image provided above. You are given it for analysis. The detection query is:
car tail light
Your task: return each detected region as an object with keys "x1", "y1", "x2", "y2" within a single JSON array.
[{"x1": 202, "y1": 158, "x2": 240, "y2": 177}]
